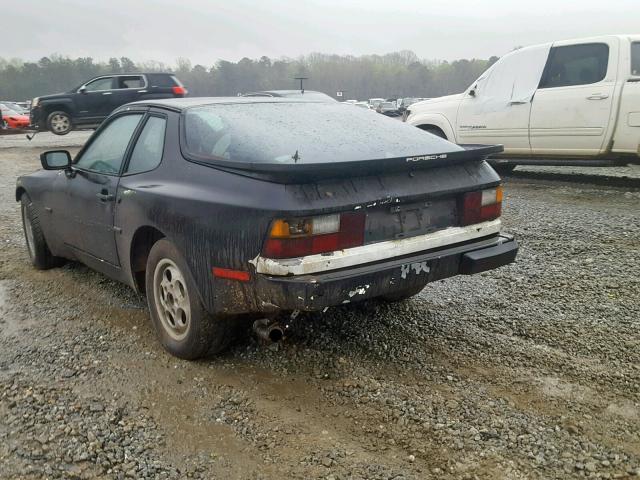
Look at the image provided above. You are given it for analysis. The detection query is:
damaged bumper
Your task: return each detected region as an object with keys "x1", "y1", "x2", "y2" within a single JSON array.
[{"x1": 250, "y1": 234, "x2": 517, "y2": 312}]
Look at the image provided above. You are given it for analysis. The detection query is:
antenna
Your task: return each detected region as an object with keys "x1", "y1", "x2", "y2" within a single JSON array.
[{"x1": 294, "y1": 76, "x2": 308, "y2": 93}]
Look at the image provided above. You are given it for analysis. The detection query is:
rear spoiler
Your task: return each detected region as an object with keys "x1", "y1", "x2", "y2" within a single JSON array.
[{"x1": 192, "y1": 144, "x2": 503, "y2": 184}]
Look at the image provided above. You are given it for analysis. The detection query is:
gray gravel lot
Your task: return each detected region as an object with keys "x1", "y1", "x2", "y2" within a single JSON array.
[{"x1": 0, "y1": 134, "x2": 639, "y2": 479}]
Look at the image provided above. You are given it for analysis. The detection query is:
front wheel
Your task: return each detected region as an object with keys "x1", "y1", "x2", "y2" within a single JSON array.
[
  {"x1": 21, "y1": 193, "x2": 65, "y2": 270},
  {"x1": 47, "y1": 111, "x2": 72, "y2": 135},
  {"x1": 145, "y1": 239, "x2": 232, "y2": 359}
]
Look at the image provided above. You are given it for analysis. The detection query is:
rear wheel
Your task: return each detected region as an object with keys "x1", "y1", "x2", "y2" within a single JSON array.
[
  {"x1": 145, "y1": 239, "x2": 232, "y2": 359},
  {"x1": 20, "y1": 193, "x2": 65, "y2": 270},
  {"x1": 47, "y1": 111, "x2": 72, "y2": 135},
  {"x1": 380, "y1": 284, "x2": 425, "y2": 302}
]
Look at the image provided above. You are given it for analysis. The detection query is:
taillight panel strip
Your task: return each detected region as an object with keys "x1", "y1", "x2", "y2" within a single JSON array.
[{"x1": 252, "y1": 218, "x2": 501, "y2": 276}]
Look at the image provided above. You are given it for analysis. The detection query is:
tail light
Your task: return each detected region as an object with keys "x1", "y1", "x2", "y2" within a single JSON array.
[
  {"x1": 172, "y1": 85, "x2": 187, "y2": 96},
  {"x1": 262, "y1": 212, "x2": 365, "y2": 259},
  {"x1": 460, "y1": 186, "x2": 503, "y2": 226}
]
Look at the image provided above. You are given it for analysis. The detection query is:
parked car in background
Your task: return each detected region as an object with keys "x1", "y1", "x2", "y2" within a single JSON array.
[
  {"x1": 30, "y1": 73, "x2": 187, "y2": 135},
  {"x1": 406, "y1": 35, "x2": 640, "y2": 168},
  {"x1": 17, "y1": 97, "x2": 517, "y2": 359},
  {"x1": 1, "y1": 101, "x2": 29, "y2": 115},
  {"x1": 353, "y1": 101, "x2": 374, "y2": 109},
  {"x1": 242, "y1": 90, "x2": 336, "y2": 102},
  {"x1": 0, "y1": 103, "x2": 30, "y2": 129},
  {"x1": 376, "y1": 101, "x2": 401, "y2": 117},
  {"x1": 368, "y1": 98, "x2": 385, "y2": 109}
]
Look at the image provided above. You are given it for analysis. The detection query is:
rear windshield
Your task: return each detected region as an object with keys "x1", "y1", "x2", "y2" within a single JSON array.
[
  {"x1": 632, "y1": 42, "x2": 640, "y2": 76},
  {"x1": 182, "y1": 102, "x2": 462, "y2": 165},
  {"x1": 147, "y1": 74, "x2": 181, "y2": 87}
]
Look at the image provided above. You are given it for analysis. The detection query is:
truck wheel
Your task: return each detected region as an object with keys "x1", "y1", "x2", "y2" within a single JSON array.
[
  {"x1": 47, "y1": 111, "x2": 72, "y2": 135},
  {"x1": 380, "y1": 284, "x2": 425, "y2": 302},
  {"x1": 145, "y1": 239, "x2": 232, "y2": 359},
  {"x1": 21, "y1": 193, "x2": 65, "y2": 270}
]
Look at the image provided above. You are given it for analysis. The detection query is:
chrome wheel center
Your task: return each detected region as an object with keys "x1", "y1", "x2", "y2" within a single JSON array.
[
  {"x1": 51, "y1": 114, "x2": 70, "y2": 133},
  {"x1": 153, "y1": 259, "x2": 190, "y2": 341}
]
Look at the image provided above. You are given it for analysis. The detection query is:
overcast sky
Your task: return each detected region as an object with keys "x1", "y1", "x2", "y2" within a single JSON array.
[{"x1": 4, "y1": 0, "x2": 639, "y2": 65}]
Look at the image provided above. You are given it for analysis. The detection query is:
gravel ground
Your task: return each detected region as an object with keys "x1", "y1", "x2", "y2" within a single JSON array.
[{"x1": 1, "y1": 134, "x2": 639, "y2": 479}]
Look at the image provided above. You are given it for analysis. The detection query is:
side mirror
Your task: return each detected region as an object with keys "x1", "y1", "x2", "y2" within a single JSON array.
[
  {"x1": 469, "y1": 88, "x2": 476, "y2": 97},
  {"x1": 40, "y1": 150, "x2": 72, "y2": 170},
  {"x1": 79, "y1": 87, "x2": 87, "y2": 94}
]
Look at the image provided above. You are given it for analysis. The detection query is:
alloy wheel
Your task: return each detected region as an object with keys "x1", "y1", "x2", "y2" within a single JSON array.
[{"x1": 153, "y1": 258, "x2": 191, "y2": 341}]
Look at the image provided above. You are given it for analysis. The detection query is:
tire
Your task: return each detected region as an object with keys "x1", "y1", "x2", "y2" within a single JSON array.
[
  {"x1": 21, "y1": 193, "x2": 65, "y2": 270},
  {"x1": 380, "y1": 284, "x2": 425, "y2": 303},
  {"x1": 46, "y1": 111, "x2": 72, "y2": 135},
  {"x1": 145, "y1": 239, "x2": 232, "y2": 359}
]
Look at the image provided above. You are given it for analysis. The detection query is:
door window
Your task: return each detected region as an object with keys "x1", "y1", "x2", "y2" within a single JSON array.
[
  {"x1": 539, "y1": 43, "x2": 609, "y2": 88},
  {"x1": 84, "y1": 77, "x2": 114, "y2": 92},
  {"x1": 632, "y1": 42, "x2": 640, "y2": 76},
  {"x1": 125, "y1": 116, "x2": 167, "y2": 174},
  {"x1": 75, "y1": 114, "x2": 143, "y2": 174},
  {"x1": 116, "y1": 76, "x2": 145, "y2": 89}
]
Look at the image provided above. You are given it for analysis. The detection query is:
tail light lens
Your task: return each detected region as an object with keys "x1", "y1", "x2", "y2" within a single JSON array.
[
  {"x1": 460, "y1": 186, "x2": 503, "y2": 226},
  {"x1": 172, "y1": 85, "x2": 187, "y2": 96},
  {"x1": 263, "y1": 212, "x2": 365, "y2": 259}
]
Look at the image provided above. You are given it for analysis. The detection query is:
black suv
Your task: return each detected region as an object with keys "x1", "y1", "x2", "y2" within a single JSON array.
[{"x1": 30, "y1": 73, "x2": 187, "y2": 135}]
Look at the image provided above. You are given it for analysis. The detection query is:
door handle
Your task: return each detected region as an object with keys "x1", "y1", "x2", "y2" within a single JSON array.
[
  {"x1": 509, "y1": 100, "x2": 528, "y2": 105},
  {"x1": 102, "y1": 92, "x2": 113, "y2": 96},
  {"x1": 587, "y1": 94, "x2": 609, "y2": 100},
  {"x1": 137, "y1": 90, "x2": 148, "y2": 93},
  {"x1": 97, "y1": 190, "x2": 115, "y2": 202}
]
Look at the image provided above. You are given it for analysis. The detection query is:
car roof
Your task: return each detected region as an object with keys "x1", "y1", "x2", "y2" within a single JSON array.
[{"x1": 125, "y1": 96, "x2": 328, "y2": 111}]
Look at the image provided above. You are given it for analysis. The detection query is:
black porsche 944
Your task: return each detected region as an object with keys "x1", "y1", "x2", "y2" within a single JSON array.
[{"x1": 16, "y1": 97, "x2": 518, "y2": 359}]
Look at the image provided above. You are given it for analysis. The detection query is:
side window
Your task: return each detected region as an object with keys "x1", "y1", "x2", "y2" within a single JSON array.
[
  {"x1": 125, "y1": 116, "x2": 167, "y2": 174},
  {"x1": 75, "y1": 114, "x2": 143, "y2": 174},
  {"x1": 539, "y1": 43, "x2": 609, "y2": 88},
  {"x1": 116, "y1": 76, "x2": 144, "y2": 89},
  {"x1": 632, "y1": 43, "x2": 640, "y2": 76},
  {"x1": 84, "y1": 77, "x2": 114, "y2": 92}
]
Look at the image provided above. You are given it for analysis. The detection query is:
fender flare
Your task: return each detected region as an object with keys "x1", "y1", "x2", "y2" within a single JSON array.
[{"x1": 407, "y1": 113, "x2": 456, "y2": 142}]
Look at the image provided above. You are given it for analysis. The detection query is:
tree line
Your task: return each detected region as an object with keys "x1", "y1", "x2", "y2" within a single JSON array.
[{"x1": 0, "y1": 51, "x2": 498, "y2": 101}]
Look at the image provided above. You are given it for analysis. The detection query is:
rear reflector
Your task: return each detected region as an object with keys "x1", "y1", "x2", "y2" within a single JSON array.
[
  {"x1": 172, "y1": 85, "x2": 187, "y2": 96},
  {"x1": 263, "y1": 212, "x2": 365, "y2": 259},
  {"x1": 460, "y1": 186, "x2": 503, "y2": 226},
  {"x1": 212, "y1": 267, "x2": 250, "y2": 282}
]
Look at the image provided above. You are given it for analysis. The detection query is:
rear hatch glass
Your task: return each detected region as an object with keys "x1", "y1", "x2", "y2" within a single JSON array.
[{"x1": 182, "y1": 102, "x2": 463, "y2": 166}]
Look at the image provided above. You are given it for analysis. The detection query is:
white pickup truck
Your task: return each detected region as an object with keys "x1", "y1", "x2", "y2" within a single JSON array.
[{"x1": 406, "y1": 35, "x2": 640, "y2": 168}]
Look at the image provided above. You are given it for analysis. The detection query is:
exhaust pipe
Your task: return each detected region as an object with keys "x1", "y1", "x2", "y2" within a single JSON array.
[{"x1": 252, "y1": 318, "x2": 284, "y2": 343}]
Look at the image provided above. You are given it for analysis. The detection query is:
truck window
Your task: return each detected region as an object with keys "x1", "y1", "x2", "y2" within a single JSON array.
[
  {"x1": 539, "y1": 43, "x2": 609, "y2": 89},
  {"x1": 632, "y1": 42, "x2": 640, "y2": 76},
  {"x1": 116, "y1": 76, "x2": 144, "y2": 89}
]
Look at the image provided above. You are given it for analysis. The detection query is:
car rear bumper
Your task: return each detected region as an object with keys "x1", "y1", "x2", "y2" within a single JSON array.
[{"x1": 215, "y1": 234, "x2": 517, "y2": 314}]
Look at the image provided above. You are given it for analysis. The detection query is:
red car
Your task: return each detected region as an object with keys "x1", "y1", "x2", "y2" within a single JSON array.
[{"x1": 1, "y1": 104, "x2": 30, "y2": 129}]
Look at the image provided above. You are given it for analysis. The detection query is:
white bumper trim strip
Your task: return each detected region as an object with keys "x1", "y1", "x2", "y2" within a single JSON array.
[{"x1": 253, "y1": 219, "x2": 502, "y2": 276}]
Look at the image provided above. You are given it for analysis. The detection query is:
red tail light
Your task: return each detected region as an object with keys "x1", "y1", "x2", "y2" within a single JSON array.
[
  {"x1": 262, "y1": 212, "x2": 365, "y2": 259},
  {"x1": 172, "y1": 85, "x2": 187, "y2": 96},
  {"x1": 460, "y1": 187, "x2": 503, "y2": 226}
]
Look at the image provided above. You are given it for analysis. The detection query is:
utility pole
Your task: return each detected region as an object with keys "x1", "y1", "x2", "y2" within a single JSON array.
[{"x1": 294, "y1": 76, "x2": 308, "y2": 93}]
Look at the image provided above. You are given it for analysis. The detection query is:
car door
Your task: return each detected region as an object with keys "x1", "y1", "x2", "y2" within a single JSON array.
[
  {"x1": 456, "y1": 44, "x2": 550, "y2": 154},
  {"x1": 111, "y1": 75, "x2": 147, "y2": 109},
  {"x1": 529, "y1": 39, "x2": 618, "y2": 155},
  {"x1": 611, "y1": 39, "x2": 640, "y2": 154},
  {"x1": 75, "y1": 76, "x2": 116, "y2": 120},
  {"x1": 60, "y1": 112, "x2": 145, "y2": 266}
]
